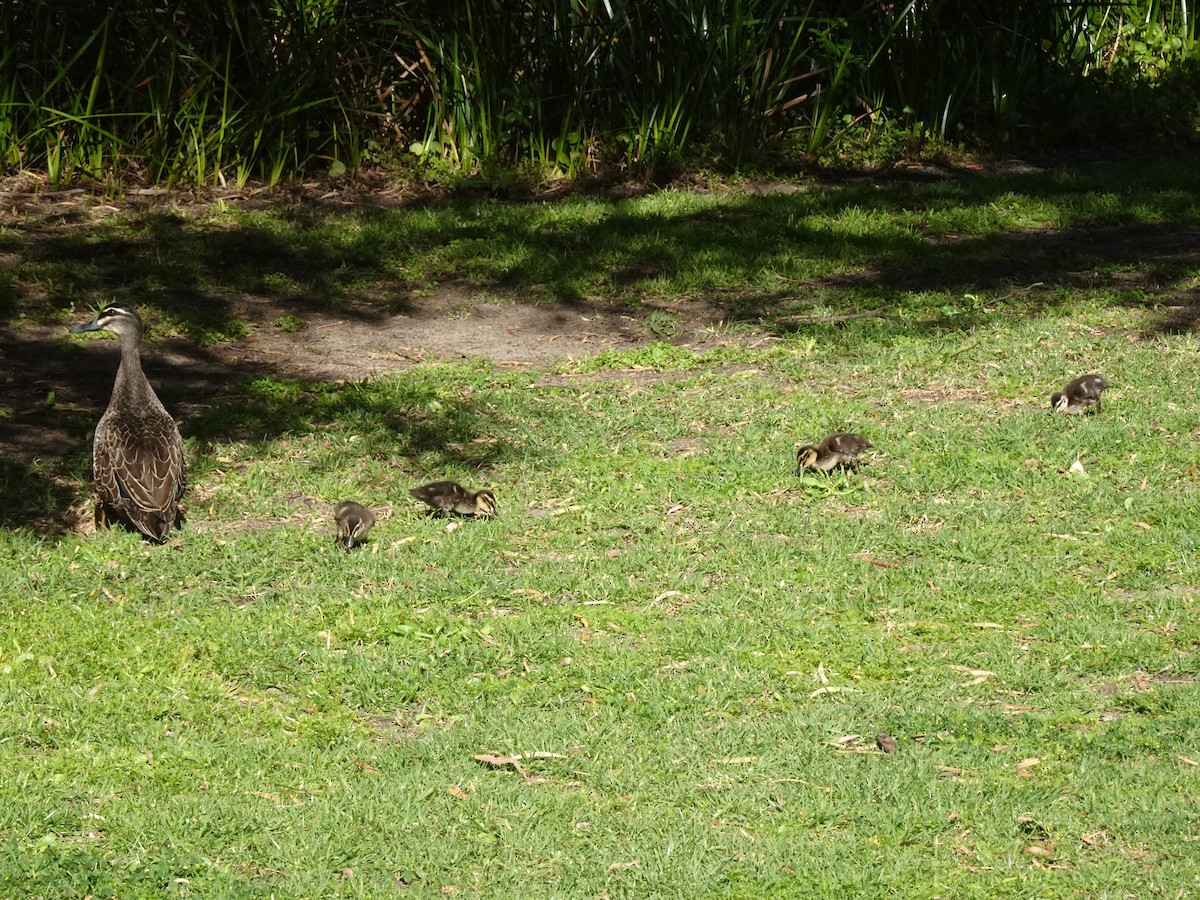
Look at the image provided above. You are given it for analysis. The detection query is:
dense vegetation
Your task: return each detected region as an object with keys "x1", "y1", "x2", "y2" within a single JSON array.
[{"x1": 2, "y1": 0, "x2": 1198, "y2": 186}]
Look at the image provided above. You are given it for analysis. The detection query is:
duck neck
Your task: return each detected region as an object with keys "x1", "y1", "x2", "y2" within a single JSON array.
[{"x1": 111, "y1": 328, "x2": 154, "y2": 404}]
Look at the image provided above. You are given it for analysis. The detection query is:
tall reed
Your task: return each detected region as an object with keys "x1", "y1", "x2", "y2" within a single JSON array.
[
  {"x1": 0, "y1": 0, "x2": 409, "y2": 186},
  {"x1": 0, "y1": 0, "x2": 1194, "y2": 185}
]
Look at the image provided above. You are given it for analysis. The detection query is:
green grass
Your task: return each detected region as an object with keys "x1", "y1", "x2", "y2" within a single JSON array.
[{"x1": 2, "y1": 158, "x2": 1200, "y2": 897}]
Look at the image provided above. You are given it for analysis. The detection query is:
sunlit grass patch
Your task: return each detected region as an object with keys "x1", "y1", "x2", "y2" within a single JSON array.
[{"x1": 3, "y1": 161, "x2": 1200, "y2": 896}]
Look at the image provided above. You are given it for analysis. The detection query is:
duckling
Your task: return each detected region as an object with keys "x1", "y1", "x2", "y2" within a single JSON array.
[
  {"x1": 1050, "y1": 373, "x2": 1107, "y2": 415},
  {"x1": 796, "y1": 432, "x2": 872, "y2": 474},
  {"x1": 70, "y1": 305, "x2": 185, "y2": 542},
  {"x1": 334, "y1": 501, "x2": 376, "y2": 549},
  {"x1": 410, "y1": 481, "x2": 497, "y2": 517}
]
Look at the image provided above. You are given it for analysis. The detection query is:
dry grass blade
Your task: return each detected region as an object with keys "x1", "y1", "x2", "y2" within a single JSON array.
[
  {"x1": 809, "y1": 686, "x2": 848, "y2": 698},
  {"x1": 606, "y1": 860, "x2": 640, "y2": 873},
  {"x1": 949, "y1": 665, "x2": 996, "y2": 687},
  {"x1": 825, "y1": 734, "x2": 880, "y2": 754},
  {"x1": 474, "y1": 751, "x2": 569, "y2": 782}
]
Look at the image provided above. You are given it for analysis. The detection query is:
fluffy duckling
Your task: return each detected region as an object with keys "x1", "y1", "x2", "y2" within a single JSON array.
[
  {"x1": 796, "y1": 432, "x2": 872, "y2": 474},
  {"x1": 1050, "y1": 373, "x2": 1107, "y2": 415},
  {"x1": 410, "y1": 481, "x2": 497, "y2": 517},
  {"x1": 334, "y1": 500, "x2": 376, "y2": 549}
]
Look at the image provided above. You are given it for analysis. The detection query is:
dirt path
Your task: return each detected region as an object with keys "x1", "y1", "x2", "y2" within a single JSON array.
[{"x1": 222, "y1": 287, "x2": 694, "y2": 379}]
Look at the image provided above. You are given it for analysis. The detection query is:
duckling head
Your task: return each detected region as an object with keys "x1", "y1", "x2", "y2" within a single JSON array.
[
  {"x1": 334, "y1": 501, "x2": 375, "y2": 549},
  {"x1": 796, "y1": 445, "x2": 819, "y2": 473},
  {"x1": 337, "y1": 521, "x2": 360, "y2": 549},
  {"x1": 474, "y1": 489, "x2": 498, "y2": 516},
  {"x1": 1050, "y1": 391, "x2": 1069, "y2": 413}
]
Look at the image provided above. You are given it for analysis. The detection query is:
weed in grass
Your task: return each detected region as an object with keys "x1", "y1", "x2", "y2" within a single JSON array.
[{"x1": 273, "y1": 314, "x2": 306, "y2": 333}]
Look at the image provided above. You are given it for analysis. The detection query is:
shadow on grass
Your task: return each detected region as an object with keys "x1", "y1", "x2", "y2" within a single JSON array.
[
  {"x1": 0, "y1": 455, "x2": 83, "y2": 533},
  {"x1": 187, "y1": 375, "x2": 509, "y2": 472}
]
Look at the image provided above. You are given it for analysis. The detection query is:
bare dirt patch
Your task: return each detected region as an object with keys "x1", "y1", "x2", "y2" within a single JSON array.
[{"x1": 244, "y1": 286, "x2": 657, "y2": 379}]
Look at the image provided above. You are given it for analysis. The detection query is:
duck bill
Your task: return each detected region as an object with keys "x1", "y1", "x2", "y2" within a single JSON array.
[{"x1": 70, "y1": 317, "x2": 103, "y2": 334}]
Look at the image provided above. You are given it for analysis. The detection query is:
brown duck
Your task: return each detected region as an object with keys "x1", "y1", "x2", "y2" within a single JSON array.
[{"x1": 70, "y1": 305, "x2": 185, "y2": 542}]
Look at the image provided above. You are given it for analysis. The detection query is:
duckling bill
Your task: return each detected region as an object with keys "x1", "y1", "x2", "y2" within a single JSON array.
[
  {"x1": 1050, "y1": 373, "x2": 1107, "y2": 415},
  {"x1": 796, "y1": 432, "x2": 871, "y2": 474},
  {"x1": 334, "y1": 501, "x2": 376, "y2": 549},
  {"x1": 70, "y1": 305, "x2": 186, "y2": 542},
  {"x1": 410, "y1": 481, "x2": 497, "y2": 517}
]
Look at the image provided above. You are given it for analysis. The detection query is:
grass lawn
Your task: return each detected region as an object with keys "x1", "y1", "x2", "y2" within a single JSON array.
[{"x1": 1, "y1": 157, "x2": 1199, "y2": 898}]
